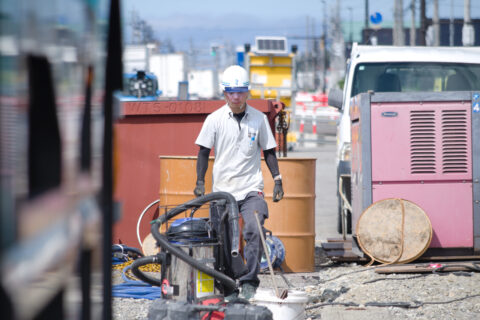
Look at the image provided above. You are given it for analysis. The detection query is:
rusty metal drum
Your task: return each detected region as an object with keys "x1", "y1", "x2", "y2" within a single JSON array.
[{"x1": 262, "y1": 158, "x2": 316, "y2": 272}]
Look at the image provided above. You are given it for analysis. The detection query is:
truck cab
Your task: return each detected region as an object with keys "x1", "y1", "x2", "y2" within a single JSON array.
[{"x1": 329, "y1": 43, "x2": 480, "y2": 234}]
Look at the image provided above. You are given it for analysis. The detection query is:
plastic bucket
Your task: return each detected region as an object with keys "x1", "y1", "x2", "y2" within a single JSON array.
[{"x1": 253, "y1": 288, "x2": 308, "y2": 320}]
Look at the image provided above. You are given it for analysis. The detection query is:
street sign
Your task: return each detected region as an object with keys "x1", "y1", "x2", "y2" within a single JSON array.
[{"x1": 370, "y1": 12, "x2": 382, "y2": 25}]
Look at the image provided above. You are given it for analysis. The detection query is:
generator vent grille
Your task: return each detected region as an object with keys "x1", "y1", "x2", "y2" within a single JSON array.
[
  {"x1": 441, "y1": 109, "x2": 468, "y2": 173},
  {"x1": 410, "y1": 110, "x2": 436, "y2": 174}
]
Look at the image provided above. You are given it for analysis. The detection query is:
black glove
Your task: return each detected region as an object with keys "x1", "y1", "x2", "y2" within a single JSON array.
[
  {"x1": 194, "y1": 180, "x2": 205, "y2": 197},
  {"x1": 273, "y1": 179, "x2": 284, "y2": 202}
]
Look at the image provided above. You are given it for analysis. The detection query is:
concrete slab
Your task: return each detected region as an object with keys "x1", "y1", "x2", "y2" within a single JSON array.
[{"x1": 319, "y1": 306, "x2": 402, "y2": 320}]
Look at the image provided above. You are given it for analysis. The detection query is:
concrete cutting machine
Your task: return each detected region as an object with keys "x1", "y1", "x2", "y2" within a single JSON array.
[{"x1": 130, "y1": 192, "x2": 273, "y2": 319}]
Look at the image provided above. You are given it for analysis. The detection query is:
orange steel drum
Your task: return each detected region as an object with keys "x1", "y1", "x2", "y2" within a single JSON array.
[
  {"x1": 262, "y1": 158, "x2": 316, "y2": 272},
  {"x1": 158, "y1": 157, "x2": 214, "y2": 233},
  {"x1": 158, "y1": 156, "x2": 316, "y2": 272}
]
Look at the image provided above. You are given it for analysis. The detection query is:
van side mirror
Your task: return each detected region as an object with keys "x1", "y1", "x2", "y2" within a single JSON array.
[{"x1": 328, "y1": 88, "x2": 343, "y2": 110}]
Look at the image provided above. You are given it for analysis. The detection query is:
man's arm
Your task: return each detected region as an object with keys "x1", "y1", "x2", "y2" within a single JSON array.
[
  {"x1": 264, "y1": 148, "x2": 283, "y2": 202},
  {"x1": 194, "y1": 146, "x2": 211, "y2": 196}
]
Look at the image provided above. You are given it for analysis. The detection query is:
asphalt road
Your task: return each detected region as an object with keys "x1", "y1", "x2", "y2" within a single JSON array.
[{"x1": 287, "y1": 136, "x2": 342, "y2": 244}]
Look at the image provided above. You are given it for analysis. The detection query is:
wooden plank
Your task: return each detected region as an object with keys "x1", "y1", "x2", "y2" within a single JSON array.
[
  {"x1": 322, "y1": 242, "x2": 353, "y2": 250},
  {"x1": 325, "y1": 250, "x2": 367, "y2": 260},
  {"x1": 331, "y1": 255, "x2": 368, "y2": 262},
  {"x1": 326, "y1": 237, "x2": 352, "y2": 243},
  {"x1": 325, "y1": 250, "x2": 357, "y2": 257},
  {"x1": 418, "y1": 255, "x2": 480, "y2": 261},
  {"x1": 375, "y1": 262, "x2": 479, "y2": 274}
]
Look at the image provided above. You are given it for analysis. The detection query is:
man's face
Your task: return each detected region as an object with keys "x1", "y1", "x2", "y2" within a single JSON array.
[{"x1": 224, "y1": 91, "x2": 249, "y2": 112}]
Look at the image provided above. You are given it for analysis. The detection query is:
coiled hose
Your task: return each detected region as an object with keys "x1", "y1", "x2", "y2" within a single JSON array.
[
  {"x1": 132, "y1": 192, "x2": 241, "y2": 291},
  {"x1": 131, "y1": 254, "x2": 166, "y2": 285}
]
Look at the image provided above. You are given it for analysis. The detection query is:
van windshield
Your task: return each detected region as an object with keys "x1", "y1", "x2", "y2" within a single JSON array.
[{"x1": 351, "y1": 62, "x2": 480, "y2": 96}]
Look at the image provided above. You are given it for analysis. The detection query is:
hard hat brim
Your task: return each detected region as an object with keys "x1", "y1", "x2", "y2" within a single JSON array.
[{"x1": 224, "y1": 86, "x2": 249, "y2": 93}]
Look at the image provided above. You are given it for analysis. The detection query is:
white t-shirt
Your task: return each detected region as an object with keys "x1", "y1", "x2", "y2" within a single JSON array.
[{"x1": 195, "y1": 104, "x2": 277, "y2": 201}]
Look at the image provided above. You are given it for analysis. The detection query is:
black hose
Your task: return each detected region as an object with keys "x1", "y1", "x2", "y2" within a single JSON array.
[
  {"x1": 153, "y1": 192, "x2": 240, "y2": 256},
  {"x1": 112, "y1": 244, "x2": 144, "y2": 257},
  {"x1": 151, "y1": 192, "x2": 240, "y2": 290},
  {"x1": 152, "y1": 225, "x2": 237, "y2": 290},
  {"x1": 131, "y1": 254, "x2": 165, "y2": 286}
]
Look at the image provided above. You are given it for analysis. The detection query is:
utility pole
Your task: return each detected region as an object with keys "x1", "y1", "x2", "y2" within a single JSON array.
[
  {"x1": 419, "y1": 0, "x2": 426, "y2": 45},
  {"x1": 433, "y1": 0, "x2": 440, "y2": 46},
  {"x1": 410, "y1": 0, "x2": 416, "y2": 46},
  {"x1": 306, "y1": 15, "x2": 310, "y2": 58},
  {"x1": 306, "y1": 15, "x2": 310, "y2": 90},
  {"x1": 312, "y1": 17, "x2": 318, "y2": 90},
  {"x1": 449, "y1": 0, "x2": 454, "y2": 46},
  {"x1": 331, "y1": 0, "x2": 345, "y2": 91},
  {"x1": 394, "y1": 0, "x2": 405, "y2": 45},
  {"x1": 349, "y1": 7, "x2": 353, "y2": 44},
  {"x1": 463, "y1": 0, "x2": 475, "y2": 46},
  {"x1": 365, "y1": 0, "x2": 369, "y2": 30},
  {"x1": 322, "y1": 0, "x2": 327, "y2": 93}
]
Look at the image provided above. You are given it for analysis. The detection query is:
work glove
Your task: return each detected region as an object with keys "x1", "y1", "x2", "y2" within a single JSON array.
[
  {"x1": 273, "y1": 179, "x2": 284, "y2": 202},
  {"x1": 193, "y1": 180, "x2": 205, "y2": 197}
]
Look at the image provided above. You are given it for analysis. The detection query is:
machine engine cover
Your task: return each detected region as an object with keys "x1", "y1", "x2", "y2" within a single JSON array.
[
  {"x1": 224, "y1": 303, "x2": 273, "y2": 320},
  {"x1": 167, "y1": 217, "x2": 212, "y2": 242},
  {"x1": 147, "y1": 300, "x2": 198, "y2": 320},
  {"x1": 147, "y1": 299, "x2": 273, "y2": 320}
]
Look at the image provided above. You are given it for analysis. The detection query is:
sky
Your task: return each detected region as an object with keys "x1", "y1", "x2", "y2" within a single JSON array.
[{"x1": 121, "y1": 0, "x2": 480, "y2": 54}]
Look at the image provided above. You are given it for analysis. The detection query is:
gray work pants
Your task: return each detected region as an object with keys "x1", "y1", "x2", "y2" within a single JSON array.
[{"x1": 210, "y1": 191, "x2": 268, "y2": 289}]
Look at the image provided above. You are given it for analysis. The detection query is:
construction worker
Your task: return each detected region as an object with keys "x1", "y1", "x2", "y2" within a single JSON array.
[{"x1": 193, "y1": 65, "x2": 284, "y2": 300}]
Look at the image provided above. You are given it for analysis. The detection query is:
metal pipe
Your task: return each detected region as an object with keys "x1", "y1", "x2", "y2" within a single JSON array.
[
  {"x1": 410, "y1": 1, "x2": 416, "y2": 46},
  {"x1": 433, "y1": 0, "x2": 440, "y2": 46},
  {"x1": 449, "y1": 0, "x2": 454, "y2": 46}
]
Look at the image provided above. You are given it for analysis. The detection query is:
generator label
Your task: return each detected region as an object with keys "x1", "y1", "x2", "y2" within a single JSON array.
[
  {"x1": 381, "y1": 111, "x2": 398, "y2": 117},
  {"x1": 473, "y1": 92, "x2": 480, "y2": 113},
  {"x1": 197, "y1": 271, "x2": 214, "y2": 296}
]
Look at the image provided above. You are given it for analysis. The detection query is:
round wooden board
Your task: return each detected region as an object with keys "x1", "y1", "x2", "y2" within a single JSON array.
[
  {"x1": 142, "y1": 233, "x2": 160, "y2": 256},
  {"x1": 356, "y1": 198, "x2": 432, "y2": 264}
]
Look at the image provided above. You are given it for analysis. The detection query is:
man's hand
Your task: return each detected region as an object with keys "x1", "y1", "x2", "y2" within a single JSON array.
[
  {"x1": 194, "y1": 180, "x2": 205, "y2": 197},
  {"x1": 273, "y1": 179, "x2": 284, "y2": 202}
]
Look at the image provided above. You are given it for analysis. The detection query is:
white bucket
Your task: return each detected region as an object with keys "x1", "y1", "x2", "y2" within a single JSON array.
[{"x1": 252, "y1": 288, "x2": 309, "y2": 320}]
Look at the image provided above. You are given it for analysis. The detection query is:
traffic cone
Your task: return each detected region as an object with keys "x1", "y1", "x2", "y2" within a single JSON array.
[{"x1": 312, "y1": 105, "x2": 318, "y2": 134}]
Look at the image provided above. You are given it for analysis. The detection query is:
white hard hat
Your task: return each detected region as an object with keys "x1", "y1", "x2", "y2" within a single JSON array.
[{"x1": 221, "y1": 65, "x2": 250, "y2": 92}]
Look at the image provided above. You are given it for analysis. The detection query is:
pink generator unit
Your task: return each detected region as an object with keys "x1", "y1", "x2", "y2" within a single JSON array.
[{"x1": 350, "y1": 91, "x2": 480, "y2": 254}]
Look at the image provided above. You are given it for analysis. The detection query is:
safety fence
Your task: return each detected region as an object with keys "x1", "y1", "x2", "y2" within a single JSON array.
[{"x1": 290, "y1": 101, "x2": 340, "y2": 147}]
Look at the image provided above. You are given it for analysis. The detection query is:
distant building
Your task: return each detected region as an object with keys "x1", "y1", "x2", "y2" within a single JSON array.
[
  {"x1": 188, "y1": 70, "x2": 216, "y2": 99},
  {"x1": 361, "y1": 19, "x2": 480, "y2": 46}
]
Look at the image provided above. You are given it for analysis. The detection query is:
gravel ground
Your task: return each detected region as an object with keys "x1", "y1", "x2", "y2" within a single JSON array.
[
  {"x1": 298, "y1": 263, "x2": 480, "y2": 319},
  {"x1": 112, "y1": 248, "x2": 480, "y2": 320}
]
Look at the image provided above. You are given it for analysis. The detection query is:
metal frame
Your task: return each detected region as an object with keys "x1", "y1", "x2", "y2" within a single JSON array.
[
  {"x1": 472, "y1": 92, "x2": 480, "y2": 253},
  {"x1": 370, "y1": 91, "x2": 472, "y2": 103},
  {"x1": 358, "y1": 93, "x2": 373, "y2": 213}
]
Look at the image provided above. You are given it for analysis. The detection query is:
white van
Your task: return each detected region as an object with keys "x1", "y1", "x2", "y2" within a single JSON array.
[{"x1": 328, "y1": 43, "x2": 480, "y2": 233}]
